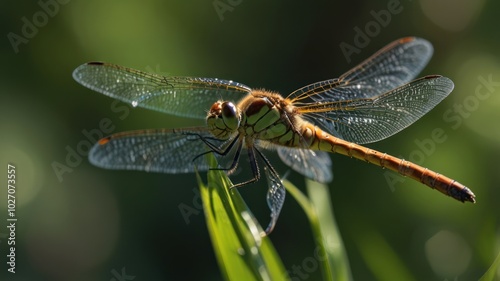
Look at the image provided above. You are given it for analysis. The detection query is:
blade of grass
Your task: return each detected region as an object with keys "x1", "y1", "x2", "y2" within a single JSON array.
[
  {"x1": 284, "y1": 179, "x2": 331, "y2": 281},
  {"x1": 306, "y1": 179, "x2": 353, "y2": 281},
  {"x1": 197, "y1": 153, "x2": 288, "y2": 281},
  {"x1": 479, "y1": 250, "x2": 500, "y2": 281},
  {"x1": 285, "y1": 179, "x2": 352, "y2": 281}
]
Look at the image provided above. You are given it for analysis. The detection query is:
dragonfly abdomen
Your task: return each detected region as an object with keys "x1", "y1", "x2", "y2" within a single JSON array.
[{"x1": 305, "y1": 123, "x2": 476, "y2": 203}]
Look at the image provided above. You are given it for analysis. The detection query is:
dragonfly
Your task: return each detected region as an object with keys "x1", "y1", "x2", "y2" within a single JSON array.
[{"x1": 73, "y1": 37, "x2": 475, "y2": 235}]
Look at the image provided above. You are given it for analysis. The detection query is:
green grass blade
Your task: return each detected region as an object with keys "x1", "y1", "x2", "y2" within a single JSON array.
[
  {"x1": 284, "y1": 179, "x2": 353, "y2": 281},
  {"x1": 197, "y1": 154, "x2": 288, "y2": 281},
  {"x1": 306, "y1": 179, "x2": 353, "y2": 281},
  {"x1": 284, "y1": 180, "x2": 331, "y2": 280},
  {"x1": 479, "y1": 250, "x2": 500, "y2": 281}
]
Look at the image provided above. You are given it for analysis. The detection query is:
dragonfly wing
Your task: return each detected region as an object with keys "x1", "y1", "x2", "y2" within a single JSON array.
[
  {"x1": 73, "y1": 62, "x2": 252, "y2": 119},
  {"x1": 287, "y1": 37, "x2": 433, "y2": 103},
  {"x1": 89, "y1": 127, "x2": 229, "y2": 173},
  {"x1": 338, "y1": 37, "x2": 433, "y2": 94},
  {"x1": 302, "y1": 75, "x2": 454, "y2": 144},
  {"x1": 263, "y1": 166, "x2": 286, "y2": 234},
  {"x1": 277, "y1": 147, "x2": 333, "y2": 183}
]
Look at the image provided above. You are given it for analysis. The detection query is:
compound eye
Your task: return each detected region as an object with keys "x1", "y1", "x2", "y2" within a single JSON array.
[
  {"x1": 221, "y1": 102, "x2": 240, "y2": 131},
  {"x1": 222, "y1": 102, "x2": 236, "y2": 118}
]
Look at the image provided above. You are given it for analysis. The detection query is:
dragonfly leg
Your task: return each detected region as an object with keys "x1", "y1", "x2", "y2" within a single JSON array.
[
  {"x1": 231, "y1": 145, "x2": 286, "y2": 235},
  {"x1": 191, "y1": 134, "x2": 237, "y2": 160},
  {"x1": 190, "y1": 134, "x2": 244, "y2": 175},
  {"x1": 254, "y1": 147, "x2": 280, "y2": 177},
  {"x1": 182, "y1": 132, "x2": 230, "y2": 156},
  {"x1": 230, "y1": 145, "x2": 261, "y2": 189},
  {"x1": 208, "y1": 138, "x2": 244, "y2": 176}
]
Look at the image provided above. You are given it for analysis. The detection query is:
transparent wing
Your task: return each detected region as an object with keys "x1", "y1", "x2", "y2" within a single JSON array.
[
  {"x1": 263, "y1": 166, "x2": 286, "y2": 234},
  {"x1": 287, "y1": 37, "x2": 433, "y2": 103},
  {"x1": 277, "y1": 147, "x2": 333, "y2": 183},
  {"x1": 89, "y1": 127, "x2": 230, "y2": 173},
  {"x1": 299, "y1": 75, "x2": 454, "y2": 144},
  {"x1": 73, "y1": 62, "x2": 252, "y2": 119}
]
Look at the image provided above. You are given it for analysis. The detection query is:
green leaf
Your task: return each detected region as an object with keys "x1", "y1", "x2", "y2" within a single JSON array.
[
  {"x1": 284, "y1": 179, "x2": 353, "y2": 281},
  {"x1": 306, "y1": 179, "x2": 353, "y2": 281},
  {"x1": 479, "y1": 250, "x2": 500, "y2": 281},
  {"x1": 197, "y1": 154, "x2": 288, "y2": 281}
]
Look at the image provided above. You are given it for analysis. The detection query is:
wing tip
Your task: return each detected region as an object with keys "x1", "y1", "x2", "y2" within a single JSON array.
[
  {"x1": 399, "y1": 36, "x2": 416, "y2": 44},
  {"x1": 397, "y1": 36, "x2": 433, "y2": 57},
  {"x1": 424, "y1": 74, "x2": 443, "y2": 79},
  {"x1": 73, "y1": 62, "x2": 106, "y2": 81},
  {"x1": 86, "y1": 61, "x2": 105, "y2": 66},
  {"x1": 98, "y1": 136, "x2": 112, "y2": 145}
]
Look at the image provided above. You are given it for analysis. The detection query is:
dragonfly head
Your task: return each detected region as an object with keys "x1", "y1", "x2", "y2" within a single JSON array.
[{"x1": 207, "y1": 101, "x2": 241, "y2": 139}]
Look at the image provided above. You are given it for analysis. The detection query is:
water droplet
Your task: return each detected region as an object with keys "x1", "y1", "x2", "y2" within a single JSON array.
[
  {"x1": 131, "y1": 101, "x2": 138, "y2": 107},
  {"x1": 250, "y1": 246, "x2": 258, "y2": 255}
]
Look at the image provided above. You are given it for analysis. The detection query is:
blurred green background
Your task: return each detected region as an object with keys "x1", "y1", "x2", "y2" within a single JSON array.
[{"x1": 1, "y1": 0, "x2": 499, "y2": 280}]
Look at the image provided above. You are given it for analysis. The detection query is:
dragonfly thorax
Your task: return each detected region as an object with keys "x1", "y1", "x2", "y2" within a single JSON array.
[
  {"x1": 237, "y1": 91, "x2": 307, "y2": 145},
  {"x1": 206, "y1": 101, "x2": 241, "y2": 139}
]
